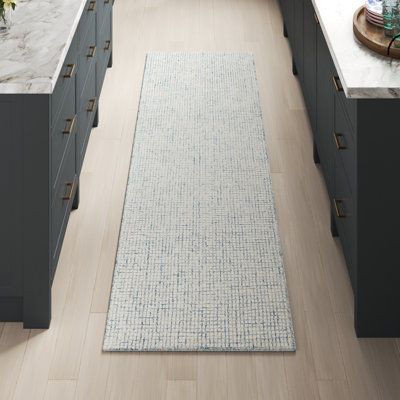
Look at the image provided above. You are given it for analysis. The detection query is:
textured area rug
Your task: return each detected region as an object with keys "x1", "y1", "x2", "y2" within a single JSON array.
[{"x1": 103, "y1": 53, "x2": 295, "y2": 352}]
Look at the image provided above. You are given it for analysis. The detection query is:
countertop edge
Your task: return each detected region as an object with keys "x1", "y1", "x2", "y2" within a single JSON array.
[
  {"x1": 47, "y1": 1, "x2": 87, "y2": 95},
  {"x1": 311, "y1": 0, "x2": 400, "y2": 100},
  {"x1": 0, "y1": 0, "x2": 88, "y2": 95}
]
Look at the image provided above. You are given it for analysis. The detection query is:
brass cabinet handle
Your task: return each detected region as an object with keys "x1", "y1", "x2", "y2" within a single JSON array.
[
  {"x1": 333, "y1": 132, "x2": 347, "y2": 150},
  {"x1": 63, "y1": 181, "x2": 75, "y2": 201},
  {"x1": 332, "y1": 75, "x2": 344, "y2": 92},
  {"x1": 62, "y1": 115, "x2": 77, "y2": 135},
  {"x1": 314, "y1": 13, "x2": 319, "y2": 25},
  {"x1": 104, "y1": 40, "x2": 111, "y2": 51},
  {"x1": 63, "y1": 63, "x2": 76, "y2": 78},
  {"x1": 87, "y1": 97, "x2": 97, "y2": 112},
  {"x1": 333, "y1": 198, "x2": 347, "y2": 218},
  {"x1": 87, "y1": 45, "x2": 97, "y2": 58},
  {"x1": 88, "y1": 0, "x2": 96, "y2": 11}
]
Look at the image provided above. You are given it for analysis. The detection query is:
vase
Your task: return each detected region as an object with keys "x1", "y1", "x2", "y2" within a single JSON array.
[{"x1": 0, "y1": 7, "x2": 12, "y2": 36}]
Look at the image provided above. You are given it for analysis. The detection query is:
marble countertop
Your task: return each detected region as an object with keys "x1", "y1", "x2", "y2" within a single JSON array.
[
  {"x1": 313, "y1": 0, "x2": 400, "y2": 98},
  {"x1": 0, "y1": 0, "x2": 87, "y2": 94}
]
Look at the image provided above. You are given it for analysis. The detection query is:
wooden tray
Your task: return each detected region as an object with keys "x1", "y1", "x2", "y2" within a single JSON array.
[{"x1": 353, "y1": 6, "x2": 400, "y2": 59}]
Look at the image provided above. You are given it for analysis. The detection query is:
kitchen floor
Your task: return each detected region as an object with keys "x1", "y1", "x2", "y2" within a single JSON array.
[{"x1": 1, "y1": 0, "x2": 400, "y2": 399}]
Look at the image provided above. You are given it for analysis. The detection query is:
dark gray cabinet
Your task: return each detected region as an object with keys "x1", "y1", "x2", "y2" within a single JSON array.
[
  {"x1": 302, "y1": 0, "x2": 317, "y2": 134},
  {"x1": 293, "y1": 0, "x2": 304, "y2": 81},
  {"x1": 0, "y1": 0, "x2": 113, "y2": 328},
  {"x1": 280, "y1": 0, "x2": 400, "y2": 337},
  {"x1": 280, "y1": 0, "x2": 294, "y2": 39},
  {"x1": 316, "y1": 24, "x2": 335, "y2": 195}
]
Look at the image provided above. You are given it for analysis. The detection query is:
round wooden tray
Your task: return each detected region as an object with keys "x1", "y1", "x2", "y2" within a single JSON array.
[{"x1": 353, "y1": 6, "x2": 400, "y2": 59}]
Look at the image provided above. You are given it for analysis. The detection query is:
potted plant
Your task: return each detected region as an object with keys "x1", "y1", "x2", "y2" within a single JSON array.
[{"x1": 0, "y1": 0, "x2": 17, "y2": 35}]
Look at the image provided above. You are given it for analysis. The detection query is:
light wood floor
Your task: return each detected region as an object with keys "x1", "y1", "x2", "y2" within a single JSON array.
[{"x1": 1, "y1": 0, "x2": 400, "y2": 398}]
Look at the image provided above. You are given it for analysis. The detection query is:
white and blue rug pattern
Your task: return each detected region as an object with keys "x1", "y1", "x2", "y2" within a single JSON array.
[{"x1": 103, "y1": 53, "x2": 296, "y2": 352}]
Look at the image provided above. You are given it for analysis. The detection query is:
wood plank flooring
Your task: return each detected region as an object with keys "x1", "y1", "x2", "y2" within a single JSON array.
[{"x1": 1, "y1": 0, "x2": 400, "y2": 398}]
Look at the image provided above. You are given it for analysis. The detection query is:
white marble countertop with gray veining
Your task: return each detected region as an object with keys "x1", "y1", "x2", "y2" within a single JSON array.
[
  {"x1": 312, "y1": 0, "x2": 400, "y2": 98},
  {"x1": 0, "y1": 0, "x2": 87, "y2": 94}
]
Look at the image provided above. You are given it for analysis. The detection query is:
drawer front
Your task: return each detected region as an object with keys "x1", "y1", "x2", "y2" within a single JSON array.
[
  {"x1": 97, "y1": 0, "x2": 113, "y2": 35},
  {"x1": 333, "y1": 159, "x2": 357, "y2": 289},
  {"x1": 316, "y1": 26, "x2": 335, "y2": 196},
  {"x1": 77, "y1": 61, "x2": 97, "y2": 173},
  {"x1": 78, "y1": 0, "x2": 97, "y2": 49},
  {"x1": 333, "y1": 95, "x2": 356, "y2": 194},
  {"x1": 331, "y1": 74, "x2": 357, "y2": 133},
  {"x1": 303, "y1": 0, "x2": 317, "y2": 136},
  {"x1": 96, "y1": 9, "x2": 112, "y2": 96},
  {"x1": 51, "y1": 36, "x2": 78, "y2": 126},
  {"x1": 51, "y1": 78, "x2": 76, "y2": 192},
  {"x1": 315, "y1": 126, "x2": 334, "y2": 197},
  {"x1": 77, "y1": 16, "x2": 96, "y2": 98},
  {"x1": 51, "y1": 135, "x2": 76, "y2": 272}
]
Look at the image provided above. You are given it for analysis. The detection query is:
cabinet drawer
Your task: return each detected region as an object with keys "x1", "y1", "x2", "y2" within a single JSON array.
[
  {"x1": 333, "y1": 95, "x2": 356, "y2": 194},
  {"x1": 77, "y1": 61, "x2": 97, "y2": 173},
  {"x1": 77, "y1": 16, "x2": 96, "y2": 99},
  {"x1": 97, "y1": 0, "x2": 113, "y2": 36},
  {"x1": 333, "y1": 159, "x2": 357, "y2": 289},
  {"x1": 51, "y1": 79, "x2": 76, "y2": 192},
  {"x1": 51, "y1": 136, "x2": 76, "y2": 272},
  {"x1": 96, "y1": 9, "x2": 112, "y2": 95},
  {"x1": 51, "y1": 36, "x2": 77, "y2": 126},
  {"x1": 331, "y1": 74, "x2": 357, "y2": 132},
  {"x1": 78, "y1": 0, "x2": 97, "y2": 49},
  {"x1": 303, "y1": 0, "x2": 317, "y2": 135},
  {"x1": 315, "y1": 127, "x2": 334, "y2": 197},
  {"x1": 316, "y1": 25, "x2": 335, "y2": 196}
]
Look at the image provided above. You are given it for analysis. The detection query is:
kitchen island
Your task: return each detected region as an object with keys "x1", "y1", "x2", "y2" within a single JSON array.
[
  {"x1": 279, "y1": 0, "x2": 400, "y2": 336},
  {"x1": 0, "y1": 0, "x2": 113, "y2": 328}
]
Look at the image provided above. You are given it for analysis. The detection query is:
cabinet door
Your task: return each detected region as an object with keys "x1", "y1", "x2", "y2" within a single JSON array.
[
  {"x1": 316, "y1": 25, "x2": 335, "y2": 195},
  {"x1": 293, "y1": 0, "x2": 304, "y2": 82},
  {"x1": 303, "y1": 0, "x2": 317, "y2": 135}
]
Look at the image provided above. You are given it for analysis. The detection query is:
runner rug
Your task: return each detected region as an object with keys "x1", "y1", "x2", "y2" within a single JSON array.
[{"x1": 103, "y1": 53, "x2": 295, "y2": 351}]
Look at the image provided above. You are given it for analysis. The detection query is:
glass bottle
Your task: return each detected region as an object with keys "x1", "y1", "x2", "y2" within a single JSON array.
[{"x1": 382, "y1": 0, "x2": 398, "y2": 37}]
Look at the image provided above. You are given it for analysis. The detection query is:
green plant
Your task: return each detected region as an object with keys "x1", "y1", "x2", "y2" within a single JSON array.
[{"x1": 0, "y1": 0, "x2": 17, "y2": 23}]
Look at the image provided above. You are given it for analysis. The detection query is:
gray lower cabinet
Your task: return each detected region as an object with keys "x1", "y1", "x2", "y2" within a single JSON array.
[
  {"x1": 315, "y1": 24, "x2": 335, "y2": 195},
  {"x1": 302, "y1": 0, "x2": 317, "y2": 134},
  {"x1": 280, "y1": 0, "x2": 400, "y2": 337},
  {"x1": 0, "y1": 0, "x2": 113, "y2": 328}
]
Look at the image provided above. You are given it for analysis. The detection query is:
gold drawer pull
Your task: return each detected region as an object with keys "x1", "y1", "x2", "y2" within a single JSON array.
[
  {"x1": 87, "y1": 45, "x2": 97, "y2": 58},
  {"x1": 87, "y1": 97, "x2": 97, "y2": 112},
  {"x1": 333, "y1": 132, "x2": 347, "y2": 150},
  {"x1": 63, "y1": 64, "x2": 76, "y2": 79},
  {"x1": 62, "y1": 115, "x2": 77, "y2": 135},
  {"x1": 333, "y1": 198, "x2": 347, "y2": 218},
  {"x1": 104, "y1": 40, "x2": 111, "y2": 51},
  {"x1": 314, "y1": 13, "x2": 319, "y2": 25},
  {"x1": 88, "y1": 0, "x2": 96, "y2": 11},
  {"x1": 63, "y1": 181, "x2": 75, "y2": 201},
  {"x1": 332, "y1": 76, "x2": 344, "y2": 92}
]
